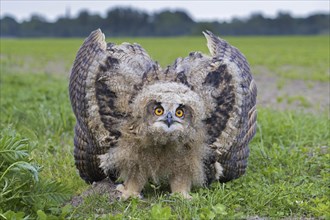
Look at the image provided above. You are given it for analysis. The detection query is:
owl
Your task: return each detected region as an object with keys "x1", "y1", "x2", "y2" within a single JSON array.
[{"x1": 69, "y1": 29, "x2": 257, "y2": 200}]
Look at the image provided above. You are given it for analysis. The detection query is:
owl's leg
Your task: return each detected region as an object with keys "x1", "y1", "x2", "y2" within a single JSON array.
[
  {"x1": 170, "y1": 174, "x2": 192, "y2": 199},
  {"x1": 116, "y1": 175, "x2": 146, "y2": 201}
]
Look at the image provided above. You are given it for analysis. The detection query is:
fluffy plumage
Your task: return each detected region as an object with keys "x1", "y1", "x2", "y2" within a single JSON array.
[{"x1": 69, "y1": 29, "x2": 257, "y2": 199}]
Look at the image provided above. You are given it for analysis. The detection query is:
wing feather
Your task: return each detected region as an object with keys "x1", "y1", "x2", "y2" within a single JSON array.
[
  {"x1": 69, "y1": 29, "x2": 109, "y2": 182},
  {"x1": 167, "y1": 31, "x2": 257, "y2": 182},
  {"x1": 203, "y1": 31, "x2": 257, "y2": 182},
  {"x1": 69, "y1": 29, "x2": 159, "y2": 183}
]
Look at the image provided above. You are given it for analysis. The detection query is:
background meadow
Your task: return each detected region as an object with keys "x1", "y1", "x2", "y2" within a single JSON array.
[{"x1": 0, "y1": 35, "x2": 329, "y2": 219}]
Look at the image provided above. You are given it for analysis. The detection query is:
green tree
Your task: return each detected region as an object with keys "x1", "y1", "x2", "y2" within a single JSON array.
[
  {"x1": 104, "y1": 7, "x2": 150, "y2": 36},
  {"x1": 0, "y1": 16, "x2": 20, "y2": 37},
  {"x1": 152, "y1": 10, "x2": 195, "y2": 36}
]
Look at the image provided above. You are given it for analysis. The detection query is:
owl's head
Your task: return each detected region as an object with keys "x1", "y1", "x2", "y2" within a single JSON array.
[{"x1": 132, "y1": 82, "x2": 206, "y2": 145}]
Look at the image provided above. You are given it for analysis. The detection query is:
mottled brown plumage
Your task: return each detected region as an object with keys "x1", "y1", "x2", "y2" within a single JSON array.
[{"x1": 69, "y1": 29, "x2": 257, "y2": 199}]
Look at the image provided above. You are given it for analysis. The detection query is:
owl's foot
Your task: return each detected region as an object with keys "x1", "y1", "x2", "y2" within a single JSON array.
[
  {"x1": 116, "y1": 184, "x2": 143, "y2": 201},
  {"x1": 170, "y1": 175, "x2": 192, "y2": 199},
  {"x1": 172, "y1": 191, "x2": 193, "y2": 199}
]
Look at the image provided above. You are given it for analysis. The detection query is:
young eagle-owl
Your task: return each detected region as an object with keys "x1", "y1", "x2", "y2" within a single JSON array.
[{"x1": 69, "y1": 29, "x2": 257, "y2": 200}]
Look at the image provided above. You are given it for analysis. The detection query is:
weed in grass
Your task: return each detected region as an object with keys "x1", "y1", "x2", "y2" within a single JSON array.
[
  {"x1": 276, "y1": 94, "x2": 312, "y2": 108},
  {"x1": 276, "y1": 96, "x2": 284, "y2": 103},
  {"x1": 286, "y1": 95, "x2": 311, "y2": 108},
  {"x1": 276, "y1": 77, "x2": 286, "y2": 90},
  {"x1": 306, "y1": 81, "x2": 316, "y2": 89},
  {"x1": 0, "y1": 130, "x2": 72, "y2": 219}
]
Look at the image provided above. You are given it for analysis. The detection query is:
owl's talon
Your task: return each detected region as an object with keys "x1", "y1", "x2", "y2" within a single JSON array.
[
  {"x1": 171, "y1": 191, "x2": 193, "y2": 200},
  {"x1": 116, "y1": 184, "x2": 125, "y2": 193},
  {"x1": 182, "y1": 193, "x2": 193, "y2": 200},
  {"x1": 116, "y1": 184, "x2": 142, "y2": 201}
]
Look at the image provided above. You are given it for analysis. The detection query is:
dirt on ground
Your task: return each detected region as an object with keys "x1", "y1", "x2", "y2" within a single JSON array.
[
  {"x1": 69, "y1": 178, "x2": 120, "y2": 207},
  {"x1": 253, "y1": 71, "x2": 329, "y2": 115}
]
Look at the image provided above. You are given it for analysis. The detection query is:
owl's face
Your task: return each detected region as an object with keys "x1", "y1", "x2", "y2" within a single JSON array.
[
  {"x1": 146, "y1": 101, "x2": 194, "y2": 133},
  {"x1": 132, "y1": 82, "x2": 206, "y2": 145}
]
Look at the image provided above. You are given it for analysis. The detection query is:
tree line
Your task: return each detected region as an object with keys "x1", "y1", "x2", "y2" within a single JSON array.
[{"x1": 1, "y1": 7, "x2": 329, "y2": 37}]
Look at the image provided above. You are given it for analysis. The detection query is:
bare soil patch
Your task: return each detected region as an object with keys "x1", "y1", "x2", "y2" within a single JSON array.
[
  {"x1": 254, "y1": 73, "x2": 329, "y2": 115},
  {"x1": 69, "y1": 178, "x2": 120, "y2": 207}
]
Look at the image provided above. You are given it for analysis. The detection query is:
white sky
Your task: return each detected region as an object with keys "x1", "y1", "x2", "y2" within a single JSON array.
[{"x1": 0, "y1": 1, "x2": 329, "y2": 22}]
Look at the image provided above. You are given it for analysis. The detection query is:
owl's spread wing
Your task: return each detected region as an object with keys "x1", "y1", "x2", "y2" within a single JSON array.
[
  {"x1": 166, "y1": 31, "x2": 257, "y2": 182},
  {"x1": 69, "y1": 29, "x2": 159, "y2": 183}
]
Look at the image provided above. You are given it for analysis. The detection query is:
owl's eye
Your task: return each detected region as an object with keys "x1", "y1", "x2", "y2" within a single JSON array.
[
  {"x1": 154, "y1": 106, "x2": 164, "y2": 116},
  {"x1": 175, "y1": 108, "x2": 184, "y2": 118}
]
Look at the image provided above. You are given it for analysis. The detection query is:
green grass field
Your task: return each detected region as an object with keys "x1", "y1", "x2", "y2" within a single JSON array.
[
  {"x1": 0, "y1": 36, "x2": 329, "y2": 219},
  {"x1": 1, "y1": 35, "x2": 329, "y2": 80}
]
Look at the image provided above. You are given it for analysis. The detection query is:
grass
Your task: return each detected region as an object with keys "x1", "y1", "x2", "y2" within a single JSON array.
[
  {"x1": 1, "y1": 35, "x2": 329, "y2": 81},
  {"x1": 71, "y1": 110, "x2": 330, "y2": 219},
  {"x1": 277, "y1": 94, "x2": 312, "y2": 108},
  {"x1": 0, "y1": 36, "x2": 329, "y2": 219}
]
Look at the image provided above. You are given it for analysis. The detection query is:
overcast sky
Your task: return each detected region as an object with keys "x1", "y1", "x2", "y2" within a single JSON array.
[{"x1": 1, "y1": 1, "x2": 329, "y2": 22}]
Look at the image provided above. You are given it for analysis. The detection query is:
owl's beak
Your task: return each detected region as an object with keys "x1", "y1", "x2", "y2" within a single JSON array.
[{"x1": 166, "y1": 112, "x2": 173, "y2": 128}]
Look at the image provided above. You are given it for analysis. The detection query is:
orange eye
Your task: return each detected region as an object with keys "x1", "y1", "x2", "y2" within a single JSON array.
[
  {"x1": 175, "y1": 109, "x2": 184, "y2": 118},
  {"x1": 154, "y1": 107, "x2": 164, "y2": 116}
]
